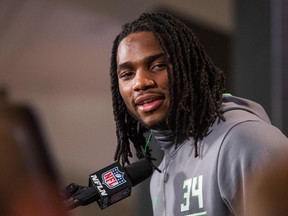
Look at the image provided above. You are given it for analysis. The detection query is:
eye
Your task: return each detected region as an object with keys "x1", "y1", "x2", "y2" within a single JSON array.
[
  {"x1": 151, "y1": 63, "x2": 168, "y2": 71},
  {"x1": 118, "y1": 70, "x2": 135, "y2": 80}
]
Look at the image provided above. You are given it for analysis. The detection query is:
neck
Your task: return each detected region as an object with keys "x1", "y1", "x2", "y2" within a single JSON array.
[{"x1": 150, "y1": 129, "x2": 175, "y2": 150}]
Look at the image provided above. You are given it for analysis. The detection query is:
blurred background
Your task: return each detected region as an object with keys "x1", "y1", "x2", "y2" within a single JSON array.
[{"x1": 0, "y1": 0, "x2": 287, "y2": 215}]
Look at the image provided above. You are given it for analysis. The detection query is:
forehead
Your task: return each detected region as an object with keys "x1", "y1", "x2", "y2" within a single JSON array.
[{"x1": 117, "y1": 32, "x2": 162, "y2": 64}]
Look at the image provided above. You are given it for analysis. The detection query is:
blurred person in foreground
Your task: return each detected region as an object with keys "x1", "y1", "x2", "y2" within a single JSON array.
[
  {"x1": 108, "y1": 12, "x2": 288, "y2": 215},
  {"x1": 0, "y1": 91, "x2": 68, "y2": 216},
  {"x1": 245, "y1": 154, "x2": 288, "y2": 216}
]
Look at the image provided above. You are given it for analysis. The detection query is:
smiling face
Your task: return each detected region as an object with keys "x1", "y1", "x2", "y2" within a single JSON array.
[{"x1": 116, "y1": 31, "x2": 171, "y2": 130}]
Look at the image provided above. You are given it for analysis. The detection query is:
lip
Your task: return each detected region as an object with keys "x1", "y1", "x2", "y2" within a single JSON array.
[{"x1": 134, "y1": 94, "x2": 165, "y2": 113}]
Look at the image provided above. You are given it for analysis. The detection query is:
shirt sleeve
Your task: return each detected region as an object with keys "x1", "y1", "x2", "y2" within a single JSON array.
[{"x1": 217, "y1": 120, "x2": 288, "y2": 215}]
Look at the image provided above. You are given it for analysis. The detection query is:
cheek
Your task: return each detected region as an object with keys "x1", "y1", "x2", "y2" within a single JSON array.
[
  {"x1": 159, "y1": 73, "x2": 170, "y2": 89},
  {"x1": 118, "y1": 83, "x2": 132, "y2": 105},
  {"x1": 167, "y1": 65, "x2": 174, "y2": 84}
]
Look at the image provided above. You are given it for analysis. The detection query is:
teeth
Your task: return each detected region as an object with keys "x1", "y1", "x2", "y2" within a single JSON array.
[
  {"x1": 136, "y1": 95, "x2": 161, "y2": 105},
  {"x1": 137, "y1": 99, "x2": 153, "y2": 105},
  {"x1": 142, "y1": 99, "x2": 155, "y2": 104},
  {"x1": 145, "y1": 99, "x2": 154, "y2": 103}
]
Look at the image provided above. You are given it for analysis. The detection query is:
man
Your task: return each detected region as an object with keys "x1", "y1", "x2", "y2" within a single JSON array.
[{"x1": 109, "y1": 12, "x2": 288, "y2": 215}]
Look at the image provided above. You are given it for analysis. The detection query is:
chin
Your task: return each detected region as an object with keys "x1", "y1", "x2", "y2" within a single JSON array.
[{"x1": 144, "y1": 119, "x2": 168, "y2": 130}]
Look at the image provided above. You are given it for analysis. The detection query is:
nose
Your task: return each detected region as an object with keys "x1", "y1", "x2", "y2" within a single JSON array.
[{"x1": 132, "y1": 69, "x2": 156, "y2": 91}]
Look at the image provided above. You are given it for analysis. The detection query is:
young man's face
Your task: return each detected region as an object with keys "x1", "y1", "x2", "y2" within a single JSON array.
[{"x1": 116, "y1": 31, "x2": 171, "y2": 130}]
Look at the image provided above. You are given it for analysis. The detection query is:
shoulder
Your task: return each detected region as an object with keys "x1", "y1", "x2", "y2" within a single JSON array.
[
  {"x1": 222, "y1": 120, "x2": 288, "y2": 154},
  {"x1": 216, "y1": 120, "x2": 288, "y2": 214},
  {"x1": 216, "y1": 119, "x2": 288, "y2": 178}
]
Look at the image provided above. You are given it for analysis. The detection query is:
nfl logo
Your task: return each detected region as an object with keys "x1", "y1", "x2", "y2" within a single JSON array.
[{"x1": 102, "y1": 167, "x2": 126, "y2": 189}]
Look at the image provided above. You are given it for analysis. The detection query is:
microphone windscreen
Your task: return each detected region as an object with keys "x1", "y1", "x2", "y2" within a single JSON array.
[{"x1": 124, "y1": 158, "x2": 153, "y2": 187}]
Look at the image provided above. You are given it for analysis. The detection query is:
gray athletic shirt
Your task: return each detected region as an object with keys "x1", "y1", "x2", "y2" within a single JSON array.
[{"x1": 150, "y1": 95, "x2": 288, "y2": 216}]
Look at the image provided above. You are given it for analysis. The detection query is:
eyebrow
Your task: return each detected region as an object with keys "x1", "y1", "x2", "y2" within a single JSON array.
[{"x1": 117, "y1": 53, "x2": 165, "y2": 70}]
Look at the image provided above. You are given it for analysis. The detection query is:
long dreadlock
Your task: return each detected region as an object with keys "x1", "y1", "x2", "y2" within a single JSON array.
[{"x1": 110, "y1": 12, "x2": 226, "y2": 165}]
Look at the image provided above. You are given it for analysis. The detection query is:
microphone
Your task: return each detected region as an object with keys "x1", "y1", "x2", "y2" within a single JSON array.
[{"x1": 63, "y1": 158, "x2": 153, "y2": 210}]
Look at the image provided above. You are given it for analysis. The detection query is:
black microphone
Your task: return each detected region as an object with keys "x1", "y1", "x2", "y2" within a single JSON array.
[{"x1": 63, "y1": 158, "x2": 153, "y2": 210}]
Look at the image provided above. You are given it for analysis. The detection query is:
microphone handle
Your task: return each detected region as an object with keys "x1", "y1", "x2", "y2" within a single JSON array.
[{"x1": 66, "y1": 186, "x2": 99, "y2": 210}]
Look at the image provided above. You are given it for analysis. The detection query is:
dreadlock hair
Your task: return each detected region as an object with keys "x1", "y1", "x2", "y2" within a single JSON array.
[{"x1": 110, "y1": 12, "x2": 226, "y2": 165}]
